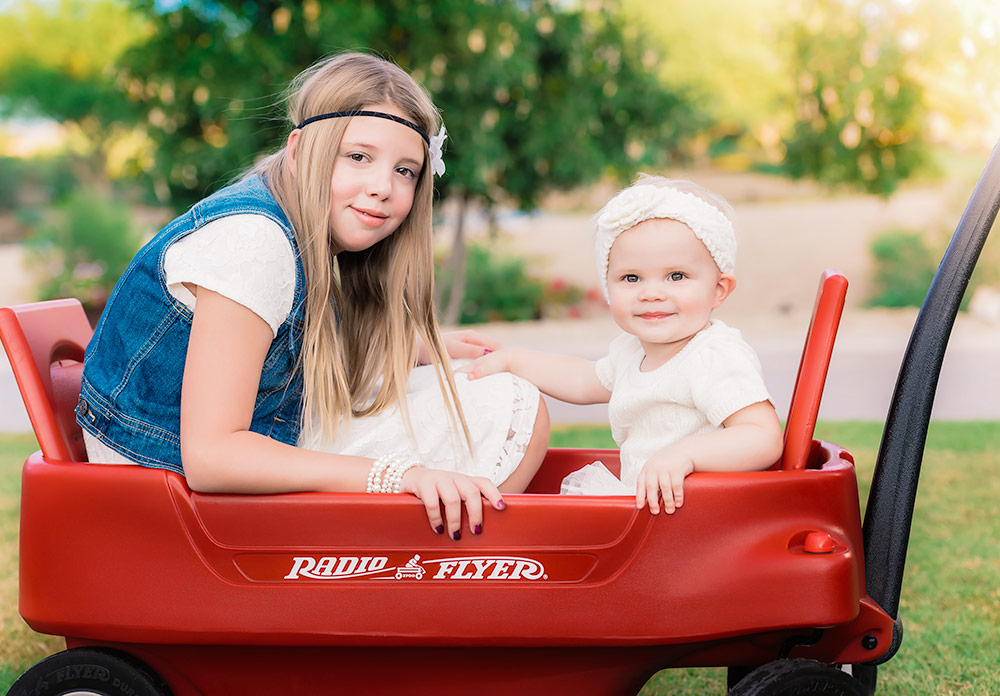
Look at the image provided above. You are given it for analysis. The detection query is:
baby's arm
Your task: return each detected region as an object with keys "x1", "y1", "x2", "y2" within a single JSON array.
[
  {"x1": 457, "y1": 348, "x2": 611, "y2": 405},
  {"x1": 636, "y1": 401, "x2": 783, "y2": 514},
  {"x1": 180, "y1": 288, "x2": 502, "y2": 538}
]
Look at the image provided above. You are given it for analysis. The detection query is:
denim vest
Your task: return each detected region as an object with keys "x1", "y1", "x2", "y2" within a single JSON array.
[{"x1": 76, "y1": 175, "x2": 307, "y2": 474}]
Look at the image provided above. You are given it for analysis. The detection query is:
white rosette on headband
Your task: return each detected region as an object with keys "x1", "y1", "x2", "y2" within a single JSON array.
[
  {"x1": 594, "y1": 184, "x2": 737, "y2": 300},
  {"x1": 429, "y1": 125, "x2": 447, "y2": 177}
]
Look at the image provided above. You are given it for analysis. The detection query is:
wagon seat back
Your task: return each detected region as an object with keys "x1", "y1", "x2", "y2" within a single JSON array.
[
  {"x1": 0, "y1": 299, "x2": 92, "y2": 462},
  {"x1": 779, "y1": 268, "x2": 848, "y2": 470}
]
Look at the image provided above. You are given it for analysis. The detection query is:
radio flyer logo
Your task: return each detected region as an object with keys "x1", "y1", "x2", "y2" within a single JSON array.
[{"x1": 278, "y1": 554, "x2": 548, "y2": 582}]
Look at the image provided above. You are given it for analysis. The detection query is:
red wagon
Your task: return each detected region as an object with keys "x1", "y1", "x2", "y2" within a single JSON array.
[{"x1": 3, "y1": 142, "x2": 998, "y2": 696}]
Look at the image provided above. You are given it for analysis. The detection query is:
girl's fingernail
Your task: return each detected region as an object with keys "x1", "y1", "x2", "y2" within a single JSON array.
[
  {"x1": 496, "y1": 499, "x2": 506, "y2": 510},
  {"x1": 435, "y1": 525, "x2": 445, "y2": 535},
  {"x1": 483, "y1": 348, "x2": 493, "y2": 355},
  {"x1": 473, "y1": 524, "x2": 482, "y2": 535},
  {"x1": 452, "y1": 530, "x2": 462, "y2": 541}
]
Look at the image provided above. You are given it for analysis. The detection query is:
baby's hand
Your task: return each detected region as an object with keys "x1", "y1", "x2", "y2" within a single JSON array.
[
  {"x1": 635, "y1": 452, "x2": 695, "y2": 514},
  {"x1": 454, "y1": 349, "x2": 509, "y2": 380}
]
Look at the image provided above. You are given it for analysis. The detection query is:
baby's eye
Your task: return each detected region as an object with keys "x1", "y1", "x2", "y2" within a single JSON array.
[
  {"x1": 623, "y1": 273, "x2": 640, "y2": 283},
  {"x1": 668, "y1": 272, "x2": 686, "y2": 281}
]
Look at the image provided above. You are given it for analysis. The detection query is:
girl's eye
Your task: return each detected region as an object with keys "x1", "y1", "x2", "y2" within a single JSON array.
[
  {"x1": 395, "y1": 166, "x2": 417, "y2": 179},
  {"x1": 669, "y1": 272, "x2": 686, "y2": 281},
  {"x1": 623, "y1": 274, "x2": 640, "y2": 283},
  {"x1": 347, "y1": 152, "x2": 367, "y2": 163}
]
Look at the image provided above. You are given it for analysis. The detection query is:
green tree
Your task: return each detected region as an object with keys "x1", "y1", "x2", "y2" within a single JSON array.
[
  {"x1": 781, "y1": 0, "x2": 927, "y2": 195},
  {"x1": 620, "y1": 0, "x2": 789, "y2": 163},
  {"x1": 0, "y1": 0, "x2": 147, "y2": 192},
  {"x1": 116, "y1": 0, "x2": 704, "y2": 322}
]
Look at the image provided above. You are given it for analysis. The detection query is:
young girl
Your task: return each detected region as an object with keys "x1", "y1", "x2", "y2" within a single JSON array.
[
  {"x1": 76, "y1": 53, "x2": 550, "y2": 539},
  {"x1": 459, "y1": 176, "x2": 782, "y2": 514}
]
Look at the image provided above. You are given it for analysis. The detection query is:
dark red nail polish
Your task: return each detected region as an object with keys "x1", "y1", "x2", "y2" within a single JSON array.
[
  {"x1": 452, "y1": 530, "x2": 462, "y2": 541},
  {"x1": 435, "y1": 525, "x2": 445, "y2": 535},
  {"x1": 473, "y1": 524, "x2": 482, "y2": 535}
]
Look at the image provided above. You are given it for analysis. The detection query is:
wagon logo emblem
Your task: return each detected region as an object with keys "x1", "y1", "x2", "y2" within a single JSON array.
[
  {"x1": 394, "y1": 554, "x2": 426, "y2": 580},
  {"x1": 282, "y1": 554, "x2": 548, "y2": 581}
]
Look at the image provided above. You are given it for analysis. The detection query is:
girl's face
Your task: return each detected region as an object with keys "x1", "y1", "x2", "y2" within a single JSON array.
[
  {"x1": 327, "y1": 103, "x2": 426, "y2": 254},
  {"x1": 606, "y1": 218, "x2": 734, "y2": 367}
]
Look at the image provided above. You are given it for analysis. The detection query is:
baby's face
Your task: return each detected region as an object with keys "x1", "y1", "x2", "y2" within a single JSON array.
[{"x1": 606, "y1": 218, "x2": 734, "y2": 364}]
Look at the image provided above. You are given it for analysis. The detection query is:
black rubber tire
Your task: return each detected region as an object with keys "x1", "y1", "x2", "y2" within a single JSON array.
[
  {"x1": 728, "y1": 666, "x2": 759, "y2": 691},
  {"x1": 839, "y1": 663, "x2": 877, "y2": 695},
  {"x1": 728, "y1": 658, "x2": 871, "y2": 696},
  {"x1": 6, "y1": 647, "x2": 173, "y2": 696}
]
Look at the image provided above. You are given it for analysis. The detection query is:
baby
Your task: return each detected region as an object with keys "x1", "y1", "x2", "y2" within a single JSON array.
[{"x1": 459, "y1": 176, "x2": 783, "y2": 513}]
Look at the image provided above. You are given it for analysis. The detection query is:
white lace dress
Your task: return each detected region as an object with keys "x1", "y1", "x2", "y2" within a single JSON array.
[
  {"x1": 83, "y1": 214, "x2": 540, "y2": 486},
  {"x1": 301, "y1": 360, "x2": 539, "y2": 486}
]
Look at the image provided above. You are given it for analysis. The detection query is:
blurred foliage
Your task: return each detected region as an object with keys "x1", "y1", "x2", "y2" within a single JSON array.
[
  {"x1": 782, "y1": 0, "x2": 928, "y2": 196},
  {"x1": 0, "y1": 155, "x2": 78, "y2": 212},
  {"x1": 434, "y1": 243, "x2": 544, "y2": 324},
  {"x1": 622, "y1": 0, "x2": 1000, "y2": 169},
  {"x1": 0, "y1": 1, "x2": 148, "y2": 188},
  {"x1": 114, "y1": 0, "x2": 704, "y2": 213},
  {"x1": 620, "y1": 0, "x2": 788, "y2": 162},
  {"x1": 25, "y1": 191, "x2": 141, "y2": 312},
  {"x1": 866, "y1": 228, "x2": 938, "y2": 308}
]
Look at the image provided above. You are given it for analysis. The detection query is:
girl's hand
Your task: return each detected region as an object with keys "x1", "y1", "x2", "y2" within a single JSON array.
[
  {"x1": 442, "y1": 329, "x2": 501, "y2": 360},
  {"x1": 635, "y1": 452, "x2": 695, "y2": 515},
  {"x1": 401, "y1": 466, "x2": 506, "y2": 539},
  {"x1": 454, "y1": 349, "x2": 509, "y2": 380},
  {"x1": 415, "y1": 329, "x2": 501, "y2": 364}
]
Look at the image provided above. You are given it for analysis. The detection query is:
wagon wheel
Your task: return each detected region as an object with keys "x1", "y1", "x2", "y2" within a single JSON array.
[
  {"x1": 727, "y1": 658, "x2": 872, "y2": 696},
  {"x1": 7, "y1": 647, "x2": 173, "y2": 696},
  {"x1": 839, "y1": 662, "x2": 877, "y2": 693}
]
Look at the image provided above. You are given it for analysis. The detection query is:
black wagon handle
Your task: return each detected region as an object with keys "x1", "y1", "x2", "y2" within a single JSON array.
[{"x1": 862, "y1": 137, "x2": 1000, "y2": 660}]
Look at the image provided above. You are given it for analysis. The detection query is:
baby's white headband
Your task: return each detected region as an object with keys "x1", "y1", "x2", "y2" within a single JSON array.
[{"x1": 594, "y1": 184, "x2": 737, "y2": 300}]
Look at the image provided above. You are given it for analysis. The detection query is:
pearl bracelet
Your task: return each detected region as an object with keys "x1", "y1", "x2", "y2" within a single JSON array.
[{"x1": 366, "y1": 454, "x2": 423, "y2": 494}]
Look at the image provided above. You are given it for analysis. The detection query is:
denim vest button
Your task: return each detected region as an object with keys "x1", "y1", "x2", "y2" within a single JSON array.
[{"x1": 78, "y1": 398, "x2": 89, "y2": 416}]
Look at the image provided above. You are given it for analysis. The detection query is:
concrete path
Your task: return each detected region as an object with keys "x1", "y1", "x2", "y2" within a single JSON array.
[
  {"x1": 2, "y1": 306, "x2": 996, "y2": 434},
  {"x1": 474, "y1": 307, "x2": 1000, "y2": 426}
]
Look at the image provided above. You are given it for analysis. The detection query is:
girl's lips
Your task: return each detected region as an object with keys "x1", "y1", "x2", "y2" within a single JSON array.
[
  {"x1": 351, "y1": 206, "x2": 388, "y2": 227},
  {"x1": 638, "y1": 312, "x2": 673, "y2": 320}
]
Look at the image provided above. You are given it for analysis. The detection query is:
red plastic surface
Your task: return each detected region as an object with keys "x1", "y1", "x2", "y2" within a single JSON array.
[
  {"x1": 21, "y1": 444, "x2": 891, "y2": 695},
  {"x1": 3, "y1": 276, "x2": 896, "y2": 696},
  {"x1": 0, "y1": 299, "x2": 90, "y2": 462},
  {"x1": 780, "y1": 270, "x2": 848, "y2": 470}
]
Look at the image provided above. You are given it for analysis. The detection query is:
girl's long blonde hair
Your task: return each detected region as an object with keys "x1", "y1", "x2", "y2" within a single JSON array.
[{"x1": 251, "y1": 52, "x2": 469, "y2": 448}]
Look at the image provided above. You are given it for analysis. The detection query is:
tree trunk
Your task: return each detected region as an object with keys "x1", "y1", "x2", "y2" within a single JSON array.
[{"x1": 441, "y1": 193, "x2": 469, "y2": 326}]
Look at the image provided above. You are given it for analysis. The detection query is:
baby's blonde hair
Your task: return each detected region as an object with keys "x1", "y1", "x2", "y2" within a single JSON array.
[{"x1": 251, "y1": 52, "x2": 469, "y2": 447}]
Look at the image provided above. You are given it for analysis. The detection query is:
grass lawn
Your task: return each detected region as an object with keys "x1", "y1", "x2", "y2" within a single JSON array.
[{"x1": 2, "y1": 423, "x2": 998, "y2": 694}]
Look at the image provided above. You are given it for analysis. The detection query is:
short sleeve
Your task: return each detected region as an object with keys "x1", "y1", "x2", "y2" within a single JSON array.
[
  {"x1": 164, "y1": 214, "x2": 296, "y2": 337},
  {"x1": 688, "y1": 335, "x2": 773, "y2": 427},
  {"x1": 595, "y1": 333, "x2": 640, "y2": 392},
  {"x1": 594, "y1": 355, "x2": 615, "y2": 391}
]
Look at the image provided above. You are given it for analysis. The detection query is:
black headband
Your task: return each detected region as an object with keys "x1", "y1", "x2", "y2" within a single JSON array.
[{"x1": 295, "y1": 110, "x2": 430, "y2": 144}]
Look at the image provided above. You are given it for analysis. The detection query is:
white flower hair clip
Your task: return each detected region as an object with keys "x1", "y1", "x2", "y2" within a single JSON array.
[
  {"x1": 294, "y1": 110, "x2": 447, "y2": 178},
  {"x1": 429, "y1": 125, "x2": 447, "y2": 177}
]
